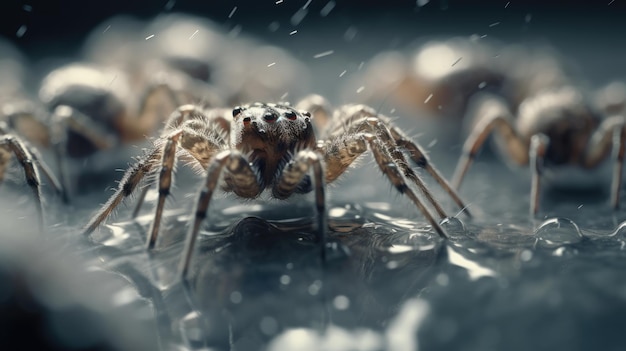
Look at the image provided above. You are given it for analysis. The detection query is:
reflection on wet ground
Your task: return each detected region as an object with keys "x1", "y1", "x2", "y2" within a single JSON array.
[{"x1": 69, "y1": 173, "x2": 626, "y2": 351}]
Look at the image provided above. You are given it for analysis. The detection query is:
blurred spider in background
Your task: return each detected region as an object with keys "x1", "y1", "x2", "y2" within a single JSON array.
[
  {"x1": 452, "y1": 85, "x2": 626, "y2": 214},
  {"x1": 341, "y1": 37, "x2": 573, "y2": 140},
  {"x1": 82, "y1": 99, "x2": 471, "y2": 279},
  {"x1": 0, "y1": 39, "x2": 65, "y2": 230}
]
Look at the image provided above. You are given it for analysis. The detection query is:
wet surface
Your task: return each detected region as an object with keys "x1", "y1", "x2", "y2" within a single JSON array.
[{"x1": 3, "y1": 3, "x2": 626, "y2": 351}]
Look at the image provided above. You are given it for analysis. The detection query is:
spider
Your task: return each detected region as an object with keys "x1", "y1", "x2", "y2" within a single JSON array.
[
  {"x1": 342, "y1": 38, "x2": 570, "y2": 126},
  {"x1": 0, "y1": 120, "x2": 64, "y2": 233},
  {"x1": 0, "y1": 42, "x2": 65, "y2": 231},
  {"x1": 82, "y1": 100, "x2": 471, "y2": 279},
  {"x1": 451, "y1": 85, "x2": 626, "y2": 214},
  {"x1": 84, "y1": 13, "x2": 310, "y2": 106},
  {"x1": 5, "y1": 62, "x2": 221, "y2": 200}
]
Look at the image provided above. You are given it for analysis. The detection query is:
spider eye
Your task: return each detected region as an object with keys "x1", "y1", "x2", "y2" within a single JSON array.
[
  {"x1": 302, "y1": 111, "x2": 312, "y2": 118},
  {"x1": 232, "y1": 106, "x2": 243, "y2": 117},
  {"x1": 285, "y1": 111, "x2": 297, "y2": 120},
  {"x1": 263, "y1": 112, "x2": 278, "y2": 122}
]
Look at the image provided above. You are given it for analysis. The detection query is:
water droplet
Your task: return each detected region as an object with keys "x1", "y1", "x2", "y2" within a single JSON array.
[
  {"x1": 386, "y1": 260, "x2": 399, "y2": 269},
  {"x1": 280, "y1": 275, "x2": 291, "y2": 285},
  {"x1": 308, "y1": 280, "x2": 322, "y2": 296},
  {"x1": 534, "y1": 217, "x2": 583, "y2": 248},
  {"x1": 179, "y1": 312, "x2": 206, "y2": 346},
  {"x1": 520, "y1": 249, "x2": 533, "y2": 262},
  {"x1": 268, "y1": 328, "x2": 319, "y2": 351},
  {"x1": 436, "y1": 273, "x2": 449, "y2": 286},
  {"x1": 440, "y1": 217, "x2": 466, "y2": 239},
  {"x1": 230, "y1": 291, "x2": 242, "y2": 304},
  {"x1": 333, "y1": 295, "x2": 350, "y2": 310}
]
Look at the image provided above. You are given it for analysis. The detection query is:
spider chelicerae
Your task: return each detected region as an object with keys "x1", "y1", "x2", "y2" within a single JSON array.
[{"x1": 82, "y1": 100, "x2": 470, "y2": 278}]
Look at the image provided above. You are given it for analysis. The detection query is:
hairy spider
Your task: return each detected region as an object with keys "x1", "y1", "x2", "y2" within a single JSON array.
[
  {"x1": 342, "y1": 38, "x2": 570, "y2": 124},
  {"x1": 0, "y1": 43, "x2": 65, "y2": 231},
  {"x1": 0, "y1": 120, "x2": 64, "y2": 232},
  {"x1": 4, "y1": 62, "x2": 221, "y2": 200},
  {"x1": 452, "y1": 85, "x2": 626, "y2": 214},
  {"x1": 82, "y1": 100, "x2": 471, "y2": 279}
]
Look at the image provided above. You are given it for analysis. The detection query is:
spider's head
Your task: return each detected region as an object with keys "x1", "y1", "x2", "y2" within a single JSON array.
[{"x1": 231, "y1": 102, "x2": 316, "y2": 167}]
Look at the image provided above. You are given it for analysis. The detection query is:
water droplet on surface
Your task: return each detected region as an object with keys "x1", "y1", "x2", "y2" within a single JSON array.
[
  {"x1": 436, "y1": 273, "x2": 449, "y2": 286},
  {"x1": 534, "y1": 217, "x2": 584, "y2": 248},
  {"x1": 440, "y1": 217, "x2": 466, "y2": 239},
  {"x1": 268, "y1": 328, "x2": 319, "y2": 351},
  {"x1": 333, "y1": 295, "x2": 350, "y2": 310},
  {"x1": 610, "y1": 221, "x2": 626, "y2": 241},
  {"x1": 520, "y1": 249, "x2": 533, "y2": 262},
  {"x1": 179, "y1": 312, "x2": 206, "y2": 347},
  {"x1": 386, "y1": 260, "x2": 399, "y2": 269}
]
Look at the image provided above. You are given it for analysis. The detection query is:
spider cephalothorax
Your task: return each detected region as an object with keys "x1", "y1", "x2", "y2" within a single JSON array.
[
  {"x1": 83, "y1": 98, "x2": 470, "y2": 279},
  {"x1": 230, "y1": 103, "x2": 316, "y2": 190}
]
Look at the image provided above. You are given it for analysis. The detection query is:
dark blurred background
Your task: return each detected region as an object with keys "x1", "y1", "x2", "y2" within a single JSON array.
[
  {"x1": 2, "y1": 0, "x2": 625, "y2": 100},
  {"x1": 1, "y1": 1, "x2": 624, "y2": 55}
]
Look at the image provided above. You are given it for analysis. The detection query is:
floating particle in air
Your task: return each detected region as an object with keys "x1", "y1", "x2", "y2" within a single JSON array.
[
  {"x1": 313, "y1": 50, "x2": 334, "y2": 58},
  {"x1": 291, "y1": 8, "x2": 308, "y2": 26},
  {"x1": 228, "y1": 6, "x2": 238, "y2": 18},
  {"x1": 16, "y1": 25, "x2": 27, "y2": 38},
  {"x1": 268, "y1": 21, "x2": 280, "y2": 32},
  {"x1": 320, "y1": 1, "x2": 336, "y2": 16},
  {"x1": 164, "y1": 0, "x2": 176, "y2": 11}
]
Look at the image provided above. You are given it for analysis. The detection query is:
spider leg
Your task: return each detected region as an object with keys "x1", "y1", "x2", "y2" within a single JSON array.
[
  {"x1": 611, "y1": 124, "x2": 626, "y2": 209},
  {"x1": 582, "y1": 115, "x2": 626, "y2": 208},
  {"x1": 145, "y1": 130, "x2": 183, "y2": 250},
  {"x1": 128, "y1": 81, "x2": 181, "y2": 141},
  {"x1": 0, "y1": 135, "x2": 44, "y2": 233},
  {"x1": 131, "y1": 105, "x2": 210, "y2": 219},
  {"x1": 320, "y1": 132, "x2": 447, "y2": 238},
  {"x1": 145, "y1": 123, "x2": 227, "y2": 249},
  {"x1": 82, "y1": 149, "x2": 161, "y2": 236},
  {"x1": 384, "y1": 125, "x2": 470, "y2": 216},
  {"x1": 530, "y1": 134, "x2": 549, "y2": 215},
  {"x1": 179, "y1": 150, "x2": 262, "y2": 279},
  {"x1": 322, "y1": 105, "x2": 456, "y2": 219},
  {"x1": 0, "y1": 120, "x2": 64, "y2": 201},
  {"x1": 452, "y1": 94, "x2": 529, "y2": 189},
  {"x1": 371, "y1": 117, "x2": 472, "y2": 217},
  {"x1": 272, "y1": 150, "x2": 327, "y2": 258},
  {"x1": 50, "y1": 105, "x2": 115, "y2": 202},
  {"x1": 2, "y1": 107, "x2": 50, "y2": 147},
  {"x1": 25, "y1": 143, "x2": 65, "y2": 202}
]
